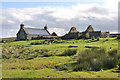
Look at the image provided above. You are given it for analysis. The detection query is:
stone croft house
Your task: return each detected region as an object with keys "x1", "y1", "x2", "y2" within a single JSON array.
[
  {"x1": 61, "y1": 25, "x2": 109, "y2": 39},
  {"x1": 82, "y1": 25, "x2": 110, "y2": 38},
  {"x1": 61, "y1": 27, "x2": 81, "y2": 39},
  {"x1": 17, "y1": 24, "x2": 52, "y2": 40}
]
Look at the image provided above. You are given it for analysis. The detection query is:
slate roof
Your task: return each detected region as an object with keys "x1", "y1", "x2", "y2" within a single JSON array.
[{"x1": 24, "y1": 28, "x2": 50, "y2": 36}]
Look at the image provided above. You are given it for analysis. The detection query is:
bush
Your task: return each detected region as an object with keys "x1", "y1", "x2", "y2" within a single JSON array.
[
  {"x1": 76, "y1": 48, "x2": 119, "y2": 71},
  {"x1": 59, "y1": 49, "x2": 77, "y2": 56}
]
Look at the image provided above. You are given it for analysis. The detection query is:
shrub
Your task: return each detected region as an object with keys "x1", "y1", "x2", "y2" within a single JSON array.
[
  {"x1": 76, "y1": 48, "x2": 119, "y2": 71},
  {"x1": 59, "y1": 49, "x2": 77, "y2": 56}
]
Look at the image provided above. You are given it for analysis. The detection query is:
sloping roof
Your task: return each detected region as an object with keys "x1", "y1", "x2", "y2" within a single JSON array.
[
  {"x1": 24, "y1": 28, "x2": 50, "y2": 36},
  {"x1": 51, "y1": 32, "x2": 57, "y2": 36},
  {"x1": 69, "y1": 27, "x2": 79, "y2": 33},
  {"x1": 85, "y1": 25, "x2": 94, "y2": 32}
]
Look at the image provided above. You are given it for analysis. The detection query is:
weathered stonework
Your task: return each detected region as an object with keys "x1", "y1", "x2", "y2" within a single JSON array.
[
  {"x1": 17, "y1": 24, "x2": 51, "y2": 40},
  {"x1": 62, "y1": 25, "x2": 110, "y2": 39},
  {"x1": 17, "y1": 24, "x2": 27, "y2": 40},
  {"x1": 61, "y1": 27, "x2": 80, "y2": 39}
]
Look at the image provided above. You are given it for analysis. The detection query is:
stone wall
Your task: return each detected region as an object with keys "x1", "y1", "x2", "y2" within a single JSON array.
[
  {"x1": 89, "y1": 31, "x2": 101, "y2": 38},
  {"x1": 62, "y1": 32, "x2": 80, "y2": 39},
  {"x1": 17, "y1": 28, "x2": 27, "y2": 40},
  {"x1": 82, "y1": 31, "x2": 109, "y2": 39},
  {"x1": 101, "y1": 32, "x2": 110, "y2": 38}
]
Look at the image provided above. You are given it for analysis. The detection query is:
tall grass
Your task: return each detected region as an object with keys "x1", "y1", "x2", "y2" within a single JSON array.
[
  {"x1": 59, "y1": 49, "x2": 77, "y2": 56},
  {"x1": 75, "y1": 48, "x2": 119, "y2": 71},
  {"x1": 2, "y1": 45, "x2": 51, "y2": 60}
]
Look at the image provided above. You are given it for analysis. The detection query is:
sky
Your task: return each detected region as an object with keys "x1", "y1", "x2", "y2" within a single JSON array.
[{"x1": 1, "y1": 0, "x2": 119, "y2": 38}]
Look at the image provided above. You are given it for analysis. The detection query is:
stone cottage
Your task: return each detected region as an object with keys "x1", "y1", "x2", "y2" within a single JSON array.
[
  {"x1": 17, "y1": 24, "x2": 51, "y2": 40},
  {"x1": 82, "y1": 25, "x2": 110, "y2": 38}
]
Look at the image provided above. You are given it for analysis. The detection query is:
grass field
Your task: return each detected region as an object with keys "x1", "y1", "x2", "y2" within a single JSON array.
[{"x1": 2, "y1": 37, "x2": 120, "y2": 78}]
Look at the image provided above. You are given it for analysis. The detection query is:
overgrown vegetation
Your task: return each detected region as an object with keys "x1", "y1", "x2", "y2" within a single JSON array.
[
  {"x1": 75, "y1": 48, "x2": 119, "y2": 71},
  {"x1": 56, "y1": 48, "x2": 119, "y2": 72},
  {"x1": 59, "y1": 49, "x2": 77, "y2": 56},
  {"x1": 2, "y1": 37, "x2": 120, "y2": 78},
  {"x1": 2, "y1": 45, "x2": 51, "y2": 60}
]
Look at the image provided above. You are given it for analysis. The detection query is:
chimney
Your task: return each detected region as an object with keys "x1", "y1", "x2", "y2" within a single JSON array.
[
  {"x1": 20, "y1": 23, "x2": 24, "y2": 29},
  {"x1": 44, "y1": 24, "x2": 48, "y2": 30}
]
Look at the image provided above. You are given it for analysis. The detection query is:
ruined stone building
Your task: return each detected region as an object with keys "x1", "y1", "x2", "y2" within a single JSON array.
[
  {"x1": 61, "y1": 27, "x2": 81, "y2": 39},
  {"x1": 17, "y1": 24, "x2": 51, "y2": 40},
  {"x1": 61, "y1": 25, "x2": 109, "y2": 39},
  {"x1": 82, "y1": 25, "x2": 110, "y2": 38},
  {"x1": 17, "y1": 24, "x2": 110, "y2": 40}
]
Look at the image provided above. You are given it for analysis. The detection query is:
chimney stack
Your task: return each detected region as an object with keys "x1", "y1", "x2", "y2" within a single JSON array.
[
  {"x1": 44, "y1": 24, "x2": 48, "y2": 30},
  {"x1": 20, "y1": 23, "x2": 24, "y2": 29}
]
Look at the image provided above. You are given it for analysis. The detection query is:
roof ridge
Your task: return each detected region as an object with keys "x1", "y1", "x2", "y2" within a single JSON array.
[{"x1": 25, "y1": 27, "x2": 45, "y2": 30}]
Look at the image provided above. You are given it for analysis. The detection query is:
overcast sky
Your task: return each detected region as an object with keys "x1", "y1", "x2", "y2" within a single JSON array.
[{"x1": 1, "y1": 0, "x2": 119, "y2": 38}]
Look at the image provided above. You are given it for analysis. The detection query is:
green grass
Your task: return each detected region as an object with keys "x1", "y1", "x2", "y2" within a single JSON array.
[
  {"x1": 2, "y1": 68, "x2": 119, "y2": 78},
  {"x1": 2, "y1": 37, "x2": 120, "y2": 78}
]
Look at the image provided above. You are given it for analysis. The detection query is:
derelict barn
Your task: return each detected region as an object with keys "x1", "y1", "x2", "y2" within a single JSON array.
[
  {"x1": 17, "y1": 24, "x2": 52, "y2": 40},
  {"x1": 61, "y1": 25, "x2": 110, "y2": 39}
]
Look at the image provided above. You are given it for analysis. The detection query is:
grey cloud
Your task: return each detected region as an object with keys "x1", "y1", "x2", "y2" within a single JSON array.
[
  {"x1": 2, "y1": 3, "x2": 118, "y2": 38},
  {"x1": 88, "y1": 6, "x2": 109, "y2": 14}
]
